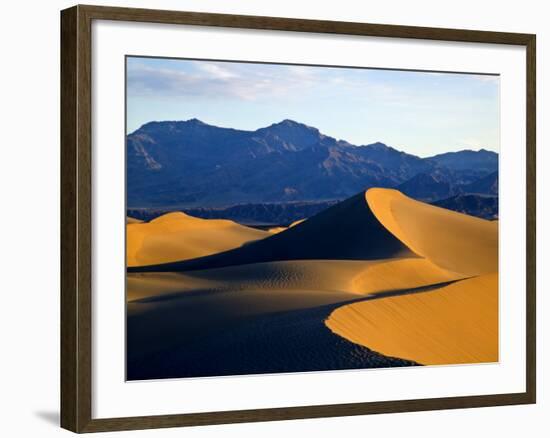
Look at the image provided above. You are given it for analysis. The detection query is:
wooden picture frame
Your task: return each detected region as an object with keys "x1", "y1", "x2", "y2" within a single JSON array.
[{"x1": 60, "y1": 4, "x2": 536, "y2": 433}]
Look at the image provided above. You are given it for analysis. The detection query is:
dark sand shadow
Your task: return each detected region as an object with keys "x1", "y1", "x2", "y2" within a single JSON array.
[
  {"x1": 128, "y1": 192, "x2": 417, "y2": 273},
  {"x1": 127, "y1": 279, "x2": 462, "y2": 380}
]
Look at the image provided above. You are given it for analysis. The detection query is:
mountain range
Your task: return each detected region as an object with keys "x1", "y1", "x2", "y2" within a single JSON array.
[{"x1": 127, "y1": 119, "x2": 498, "y2": 219}]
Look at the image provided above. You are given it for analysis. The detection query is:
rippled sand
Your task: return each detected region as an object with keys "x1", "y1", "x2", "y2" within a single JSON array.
[{"x1": 127, "y1": 188, "x2": 498, "y2": 379}]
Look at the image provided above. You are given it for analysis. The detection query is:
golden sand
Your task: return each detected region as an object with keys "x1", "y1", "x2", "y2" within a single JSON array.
[
  {"x1": 366, "y1": 188, "x2": 497, "y2": 276},
  {"x1": 290, "y1": 219, "x2": 305, "y2": 227},
  {"x1": 128, "y1": 256, "x2": 466, "y2": 302},
  {"x1": 323, "y1": 189, "x2": 499, "y2": 364},
  {"x1": 326, "y1": 273, "x2": 498, "y2": 365},
  {"x1": 267, "y1": 219, "x2": 305, "y2": 234},
  {"x1": 126, "y1": 211, "x2": 269, "y2": 267},
  {"x1": 127, "y1": 188, "x2": 498, "y2": 366},
  {"x1": 350, "y1": 258, "x2": 466, "y2": 295}
]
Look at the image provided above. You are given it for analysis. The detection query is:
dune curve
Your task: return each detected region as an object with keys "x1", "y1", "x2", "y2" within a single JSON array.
[
  {"x1": 127, "y1": 257, "x2": 466, "y2": 302},
  {"x1": 366, "y1": 188, "x2": 498, "y2": 276},
  {"x1": 326, "y1": 273, "x2": 498, "y2": 365},
  {"x1": 129, "y1": 192, "x2": 416, "y2": 273},
  {"x1": 127, "y1": 212, "x2": 270, "y2": 267}
]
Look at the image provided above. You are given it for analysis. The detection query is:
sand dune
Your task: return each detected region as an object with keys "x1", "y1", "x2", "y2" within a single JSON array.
[
  {"x1": 127, "y1": 258, "x2": 432, "y2": 379},
  {"x1": 127, "y1": 212, "x2": 270, "y2": 267},
  {"x1": 350, "y1": 258, "x2": 466, "y2": 294},
  {"x1": 126, "y1": 188, "x2": 499, "y2": 379},
  {"x1": 127, "y1": 272, "x2": 214, "y2": 302},
  {"x1": 290, "y1": 219, "x2": 306, "y2": 227},
  {"x1": 127, "y1": 276, "x2": 415, "y2": 379},
  {"x1": 129, "y1": 192, "x2": 415, "y2": 273},
  {"x1": 127, "y1": 216, "x2": 143, "y2": 224},
  {"x1": 267, "y1": 219, "x2": 305, "y2": 234},
  {"x1": 366, "y1": 188, "x2": 498, "y2": 276},
  {"x1": 326, "y1": 273, "x2": 498, "y2": 365},
  {"x1": 127, "y1": 257, "x2": 466, "y2": 302},
  {"x1": 127, "y1": 255, "x2": 468, "y2": 374},
  {"x1": 129, "y1": 189, "x2": 497, "y2": 274}
]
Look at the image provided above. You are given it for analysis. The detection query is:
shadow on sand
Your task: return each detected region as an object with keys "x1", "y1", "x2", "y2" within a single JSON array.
[{"x1": 127, "y1": 281, "x2": 459, "y2": 381}]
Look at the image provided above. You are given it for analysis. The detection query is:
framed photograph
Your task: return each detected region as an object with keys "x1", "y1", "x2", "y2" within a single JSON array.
[{"x1": 60, "y1": 4, "x2": 536, "y2": 433}]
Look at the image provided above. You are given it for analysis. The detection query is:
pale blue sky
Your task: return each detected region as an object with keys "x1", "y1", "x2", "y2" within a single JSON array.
[{"x1": 126, "y1": 56, "x2": 499, "y2": 157}]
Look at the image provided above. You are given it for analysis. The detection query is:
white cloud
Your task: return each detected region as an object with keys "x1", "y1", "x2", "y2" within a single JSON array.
[
  {"x1": 127, "y1": 60, "x2": 323, "y2": 101},
  {"x1": 193, "y1": 62, "x2": 239, "y2": 80}
]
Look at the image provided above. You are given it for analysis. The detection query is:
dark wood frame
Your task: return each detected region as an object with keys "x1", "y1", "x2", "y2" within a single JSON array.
[{"x1": 61, "y1": 4, "x2": 536, "y2": 433}]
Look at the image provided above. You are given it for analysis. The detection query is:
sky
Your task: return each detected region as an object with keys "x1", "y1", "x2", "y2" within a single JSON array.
[{"x1": 126, "y1": 56, "x2": 500, "y2": 157}]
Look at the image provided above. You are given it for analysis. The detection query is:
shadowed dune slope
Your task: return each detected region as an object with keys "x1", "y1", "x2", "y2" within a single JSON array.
[
  {"x1": 127, "y1": 212, "x2": 270, "y2": 267},
  {"x1": 127, "y1": 258, "x2": 454, "y2": 378},
  {"x1": 126, "y1": 281, "x2": 417, "y2": 380},
  {"x1": 126, "y1": 257, "x2": 466, "y2": 378},
  {"x1": 128, "y1": 192, "x2": 416, "y2": 273},
  {"x1": 326, "y1": 273, "x2": 498, "y2": 365},
  {"x1": 366, "y1": 188, "x2": 498, "y2": 276}
]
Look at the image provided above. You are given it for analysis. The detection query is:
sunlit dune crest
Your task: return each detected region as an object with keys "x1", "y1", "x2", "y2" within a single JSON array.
[
  {"x1": 289, "y1": 219, "x2": 306, "y2": 227},
  {"x1": 366, "y1": 188, "x2": 498, "y2": 276},
  {"x1": 127, "y1": 211, "x2": 269, "y2": 267},
  {"x1": 326, "y1": 273, "x2": 498, "y2": 365},
  {"x1": 267, "y1": 218, "x2": 305, "y2": 234},
  {"x1": 128, "y1": 192, "x2": 415, "y2": 273}
]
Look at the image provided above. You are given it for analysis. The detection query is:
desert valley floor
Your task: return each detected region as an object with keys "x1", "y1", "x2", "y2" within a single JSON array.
[{"x1": 126, "y1": 188, "x2": 498, "y2": 380}]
